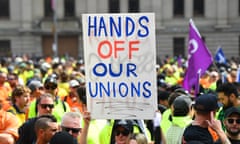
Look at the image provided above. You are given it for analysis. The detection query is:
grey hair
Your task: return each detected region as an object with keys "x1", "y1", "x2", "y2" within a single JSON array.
[{"x1": 61, "y1": 112, "x2": 82, "y2": 125}]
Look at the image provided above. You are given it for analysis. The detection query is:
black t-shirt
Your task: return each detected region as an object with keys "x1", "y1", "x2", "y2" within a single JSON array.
[
  {"x1": 17, "y1": 117, "x2": 38, "y2": 144},
  {"x1": 228, "y1": 137, "x2": 240, "y2": 144},
  {"x1": 182, "y1": 124, "x2": 221, "y2": 144}
]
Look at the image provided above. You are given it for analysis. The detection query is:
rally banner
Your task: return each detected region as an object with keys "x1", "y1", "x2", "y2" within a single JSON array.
[
  {"x1": 82, "y1": 13, "x2": 157, "y2": 119},
  {"x1": 183, "y1": 19, "x2": 213, "y2": 94}
]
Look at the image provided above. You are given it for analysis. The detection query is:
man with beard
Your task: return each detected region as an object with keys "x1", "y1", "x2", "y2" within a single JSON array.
[
  {"x1": 34, "y1": 115, "x2": 58, "y2": 144},
  {"x1": 216, "y1": 82, "x2": 240, "y2": 130},
  {"x1": 223, "y1": 107, "x2": 240, "y2": 143}
]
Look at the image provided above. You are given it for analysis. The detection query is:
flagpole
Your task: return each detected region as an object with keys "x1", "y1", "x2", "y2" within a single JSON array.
[
  {"x1": 212, "y1": 61, "x2": 220, "y2": 73},
  {"x1": 194, "y1": 71, "x2": 200, "y2": 97},
  {"x1": 215, "y1": 46, "x2": 221, "y2": 55}
]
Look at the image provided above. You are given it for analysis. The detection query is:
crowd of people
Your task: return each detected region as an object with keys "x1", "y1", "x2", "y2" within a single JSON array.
[{"x1": 0, "y1": 54, "x2": 240, "y2": 144}]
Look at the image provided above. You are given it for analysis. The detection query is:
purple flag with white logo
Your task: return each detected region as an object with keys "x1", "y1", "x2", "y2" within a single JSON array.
[{"x1": 183, "y1": 19, "x2": 213, "y2": 94}]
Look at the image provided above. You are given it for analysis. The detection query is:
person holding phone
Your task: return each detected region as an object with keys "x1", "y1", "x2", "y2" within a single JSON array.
[{"x1": 182, "y1": 93, "x2": 231, "y2": 144}]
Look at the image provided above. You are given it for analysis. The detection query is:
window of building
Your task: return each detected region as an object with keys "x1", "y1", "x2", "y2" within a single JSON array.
[
  {"x1": 173, "y1": 37, "x2": 185, "y2": 57},
  {"x1": 64, "y1": 0, "x2": 75, "y2": 17},
  {"x1": 194, "y1": 0, "x2": 204, "y2": 16},
  {"x1": 44, "y1": 0, "x2": 53, "y2": 17},
  {"x1": 173, "y1": 0, "x2": 184, "y2": 17},
  {"x1": 0, "y1": 0, "x2": 9, "y2": 19},
  {"x1": 0, "y1": 40, "x2": 11, "y2": 57},
  {"x1": 128, "y1": 0, "x2": 139, "y2": 13},
  {"x1": 109, "y1": 0, "x2": 120, "y2": 13}
]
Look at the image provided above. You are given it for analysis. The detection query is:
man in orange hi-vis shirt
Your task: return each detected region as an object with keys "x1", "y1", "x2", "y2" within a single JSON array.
[
  {"x1": 0, "y1": 99, "x2": 19, "y2": 144},
  {"x1": 0, "y1": 71, "x2": 11, "y2": 110},
  {"x1": 63, "y1": 79, "x2": 83, "y2": 113}
]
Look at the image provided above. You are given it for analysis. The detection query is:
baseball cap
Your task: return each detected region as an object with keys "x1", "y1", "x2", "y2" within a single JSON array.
[
  {"x1": 193, "y1": 94, "x2": 220, "y2": 112},
  {"x1": 173, "y1": 95, "x2": 192, "y2": 116},
  {"x1": 28, "y1": 80, "x2": 44, "y2": 92},
  {"x1": 44, "y1": 76, "x2": 58, "y2": 90},
  {"x1": 69, "y1": 79, "x2": 80, "y2": 88},
  {"x1": 114, "y1": 120, "x2": 134, "y2": 133},
  {"x1": 224, "y1": 107, "x2": 240, "y2": 118}
]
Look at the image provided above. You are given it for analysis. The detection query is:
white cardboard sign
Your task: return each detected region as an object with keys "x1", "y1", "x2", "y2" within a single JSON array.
[{"x1": 82, "y1": 13, "x2": 157, "y2": 119}]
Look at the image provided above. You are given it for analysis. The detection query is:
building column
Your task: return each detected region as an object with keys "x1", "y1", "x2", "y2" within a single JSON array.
[
  {"x1": 97, "y1": 0, "x2": 108, "y2": 13},
  {"x1": 76, "y1": 0, "x2": 94, "y2": 16},
  {"x1": 57, "y1": 0, "x2": 64, "y2": 19},
  {"x1": 87, "y1": 0, "x2": 97, "y2": 13},
  {"x1": 33, "y1": 1, "x2": 44, "y2": 18},
  {"x1": 21, "y1": 0, "x2": 32, "y2": 29},
  {"x1": 120, "y1": 0, "x2": 128, "y2": 13},
  {"x1": 185, "y1": 0, "x2": 192, "y2": 18},
  {"x1": 152, "y1": 0, "x2": 164, "y2": 29},
  {"x1": 216, "y1": 0, "x2": 229, "y2": 28}
]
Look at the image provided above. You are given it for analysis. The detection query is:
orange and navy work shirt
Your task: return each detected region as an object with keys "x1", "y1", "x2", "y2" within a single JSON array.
[{"x1": 0, "y1": 109, "x2": 19, "y2": 139}]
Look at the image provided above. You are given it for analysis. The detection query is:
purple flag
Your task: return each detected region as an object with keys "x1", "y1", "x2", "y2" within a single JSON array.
[{"x1": 183, "y1": 19, "x2": 213, "y2": 94}]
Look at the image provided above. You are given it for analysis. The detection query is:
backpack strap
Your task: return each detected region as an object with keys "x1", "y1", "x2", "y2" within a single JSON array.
[
  {"x1": 61, "y1": 100, "x2": 67, "y2": 112},
  {"x1": 35, "y1": 99, "x2": 39, "y2": 115},
  {"x1": 63, "y1": 96, "x2": 67, "y2": 102},
  {"x1": 56, "y1": 96, "x2": 67, "y2": 112}
]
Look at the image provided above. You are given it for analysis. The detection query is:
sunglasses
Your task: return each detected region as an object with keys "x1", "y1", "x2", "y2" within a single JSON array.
[
  {"x1": 61, "y1": 126, "x2": 82, "y2": 134},
  {"x1": 40, "y1": 104, "x2": 54, "y2": 109},
  {"x1": 227, "y1": 118, "x2": 240, "y2": 124},
  {"x1": 115, "y1": 129, "x2": 130, "y2": 136}
]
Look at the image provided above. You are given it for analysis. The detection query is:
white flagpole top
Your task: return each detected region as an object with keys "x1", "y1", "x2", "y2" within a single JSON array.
[{"x1": 189, "y1": 18, "x2": 202, "y2": 38}]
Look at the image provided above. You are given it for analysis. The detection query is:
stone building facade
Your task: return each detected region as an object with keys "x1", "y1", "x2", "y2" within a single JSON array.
[{"x1": 0, "y1": 0, "x2": 239, "y2": 61}]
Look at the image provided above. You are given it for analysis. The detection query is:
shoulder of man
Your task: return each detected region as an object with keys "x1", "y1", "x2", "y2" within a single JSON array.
[
  {"x1": 17, "y1": 117, "x2": 38, "y2": 144},
  {"x1": 19, "y1": 117, "x2": 38, "y2": 132},
  {"x1": 7, "y1": 106, "x2": 17, "y2": 115}
]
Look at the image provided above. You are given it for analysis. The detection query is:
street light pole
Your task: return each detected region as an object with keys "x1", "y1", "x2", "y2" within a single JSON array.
[{"x1": 52, "y1": 0, "x2": 58, "y2": 57}]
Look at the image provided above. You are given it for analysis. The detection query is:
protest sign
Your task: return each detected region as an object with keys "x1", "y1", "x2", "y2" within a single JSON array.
[{"x1": 82, "y1": 13, "x2": 157, "y2": 119}]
